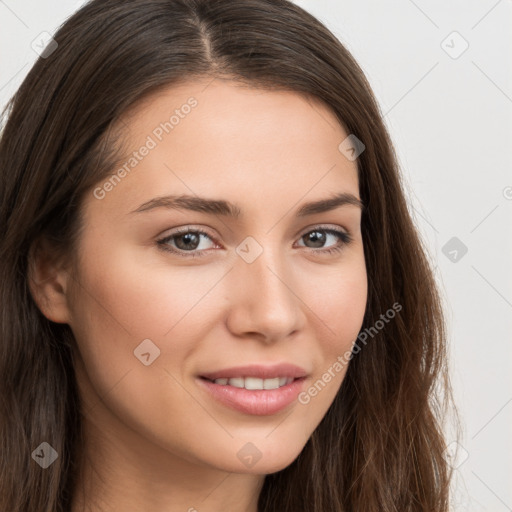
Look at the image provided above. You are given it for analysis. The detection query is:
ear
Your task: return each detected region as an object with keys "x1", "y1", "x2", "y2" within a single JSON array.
[{"x1": 27, "y1": 236, "x2": 73, "y2": 324}]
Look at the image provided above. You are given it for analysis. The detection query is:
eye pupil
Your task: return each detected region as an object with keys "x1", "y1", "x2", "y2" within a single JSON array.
[
  {"x1": 305, "y1": 231, "x2": 326, "y2": 248},
  {"x1": 175, "y1": 232, "x2": 200, "y2": 250}
]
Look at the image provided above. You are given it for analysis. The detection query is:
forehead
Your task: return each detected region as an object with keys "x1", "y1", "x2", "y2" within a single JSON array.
[{"x1": 89, "y1": 79, "x2": 360, "y2": 220}]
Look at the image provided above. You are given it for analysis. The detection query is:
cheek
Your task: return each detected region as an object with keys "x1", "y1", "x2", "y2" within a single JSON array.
[
  {"x1": 67, "y1": 248, "x2": 216, "y2": 457},
  {"x1": 305, "y1": 258, "x2": 368, "y2": 351},
  {"x1": 71, "y1": 242, "x2": 220, "y2": 339},
  {"x1": 67, "y1": 244, "x2": 225, "y2": 403},
  {"x1": 294, "y1": 265, "x2": 367, "y2": 420}
]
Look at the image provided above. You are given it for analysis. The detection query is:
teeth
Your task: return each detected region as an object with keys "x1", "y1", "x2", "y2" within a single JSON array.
[
  {"x1": 263, "y1": 378, "x2": 280, "y2": 390},
  {"x1": 212, "y1": 376, "x2": 295, "y2": 389},
  {"x1": 228, "y1": 377, "x2": 245, "y2": 388}
]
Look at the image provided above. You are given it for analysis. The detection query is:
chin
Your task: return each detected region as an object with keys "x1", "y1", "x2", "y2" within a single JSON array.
[{"x1": 217, "y1": 439, "x2": 307, "y2": 475}]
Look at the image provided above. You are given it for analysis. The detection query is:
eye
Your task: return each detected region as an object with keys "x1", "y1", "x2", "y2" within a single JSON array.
[
  {"x1": 156, "y1": 225, "x2": 352, "y2": 258},
  {"x1": 295, "y1": 227, "x2": 352, "y2": 255},
  {"x1": 156, "y1": 227, "x2": 218, "y2": 258}
]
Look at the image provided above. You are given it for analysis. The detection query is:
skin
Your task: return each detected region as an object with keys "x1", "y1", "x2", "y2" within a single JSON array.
[{"x1": 29, "y1": 79, "x2": 368, "y2": 512}]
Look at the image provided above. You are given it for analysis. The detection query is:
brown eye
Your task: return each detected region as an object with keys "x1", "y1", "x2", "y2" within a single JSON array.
[
  {"x1": 173, "y1": 232, "x2": 202, "y2": 250},
  {"x1": 297, "y1": 227, "x2": 351, "y2": 253},
  {"x1": 157, "y1": 228, "x2": 218, "y2": 258},
  {"x1": 302, "y1": 230, "x2": 327, "y2": 248}
]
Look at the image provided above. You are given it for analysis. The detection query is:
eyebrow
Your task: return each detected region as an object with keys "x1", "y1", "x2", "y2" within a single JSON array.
[{"x1": 130, "y1": 192, "x2": 364, "y2": 218}]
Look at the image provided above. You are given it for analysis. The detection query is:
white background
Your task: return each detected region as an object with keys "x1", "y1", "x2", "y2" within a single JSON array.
[{"x1": 1, "y1": 1, "x2": 511, "y2": 510}]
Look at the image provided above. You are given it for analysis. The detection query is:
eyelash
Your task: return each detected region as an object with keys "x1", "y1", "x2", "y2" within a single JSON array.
[{"x1": 156, "y1": 225, "x2": 353, "y2": 259}]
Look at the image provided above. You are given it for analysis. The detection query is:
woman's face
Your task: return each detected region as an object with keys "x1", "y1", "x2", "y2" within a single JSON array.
[{"x1": 65, "y1": 79, "x2": 367, "y2": 475}]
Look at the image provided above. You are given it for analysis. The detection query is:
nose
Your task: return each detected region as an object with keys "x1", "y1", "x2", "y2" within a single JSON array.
[{"x1": 225, "y1": 242, "x2": 306, "y2": 344}]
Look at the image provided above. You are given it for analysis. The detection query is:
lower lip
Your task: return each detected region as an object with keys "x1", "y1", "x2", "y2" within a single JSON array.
[{"x1": 197, "y1": 377, "x2": 307, "y2": 416}]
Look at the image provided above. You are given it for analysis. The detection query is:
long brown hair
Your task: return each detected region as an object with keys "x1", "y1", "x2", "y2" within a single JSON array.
[{"x1": 0, "y1": 0, "x2": 455, "y2": 510}]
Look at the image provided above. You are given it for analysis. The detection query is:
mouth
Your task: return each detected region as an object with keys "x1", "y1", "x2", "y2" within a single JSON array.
[
  {"x1": 199, "y1": 375, "x2": 303, "y2": 390},
  {"x1": 196, "y1": 375, "x2": 308, "y2": 416}
]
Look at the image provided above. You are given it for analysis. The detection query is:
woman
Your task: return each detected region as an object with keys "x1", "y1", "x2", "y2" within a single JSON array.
[{"x1": 0, "y1": 0, "x2": 456, "y2": 510}]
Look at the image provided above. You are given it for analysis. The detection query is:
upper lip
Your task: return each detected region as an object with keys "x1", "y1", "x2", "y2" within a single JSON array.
[{"x1": 199, "y1": 363, "x2": 308, "y2": 381}]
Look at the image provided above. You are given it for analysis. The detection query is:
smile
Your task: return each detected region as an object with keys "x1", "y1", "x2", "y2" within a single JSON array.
[
  {"x1": 197, "y1": 376, "x2": 307, "y2": 415},
  {"x1": 202, "y1": 376, "x2": 295, "y2": 389}
]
